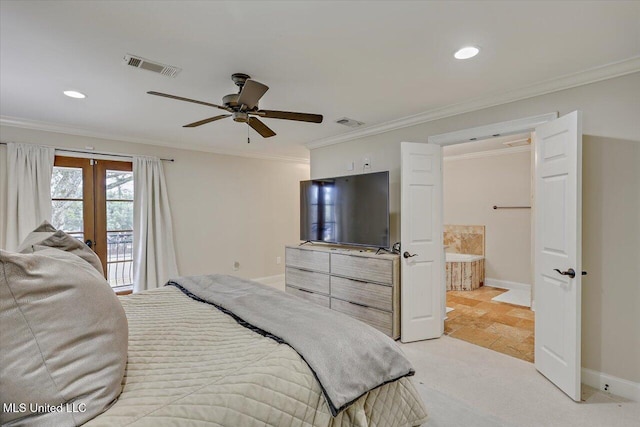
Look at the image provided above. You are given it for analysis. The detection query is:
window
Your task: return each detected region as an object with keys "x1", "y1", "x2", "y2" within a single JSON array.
[{"x1": 51, "y1": 157, "x2": 134, "y2": 293}]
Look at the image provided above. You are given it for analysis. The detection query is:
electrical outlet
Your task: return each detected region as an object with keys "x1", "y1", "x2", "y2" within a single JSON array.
[
  {"x1": 233, "y1": 261, "x2": 240, "y2": 271},
  {"x1": 276, "y1": 256, "x2": 281, "y2": 265}
]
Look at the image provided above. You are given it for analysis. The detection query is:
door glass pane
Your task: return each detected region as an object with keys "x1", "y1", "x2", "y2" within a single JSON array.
[
  {"x1": 106, "y1": 169, "x2": 134, "y2": 288},
  {"x1": 51, "y1": 200, "x2": 84, "y2": 235},
  {"x1": 106, "y1": 170, "x2": 134, "y2": 200},
  {"x1": 51, "y1": 167, "x2": 83, "y2": 199},
  {"x1": 51, "y1": 166, "x2": 84, "y2": 241}
]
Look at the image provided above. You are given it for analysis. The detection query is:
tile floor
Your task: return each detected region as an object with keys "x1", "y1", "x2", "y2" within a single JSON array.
[{"x1": 445, "y1": 286, "x2": 535, "y2": 362}]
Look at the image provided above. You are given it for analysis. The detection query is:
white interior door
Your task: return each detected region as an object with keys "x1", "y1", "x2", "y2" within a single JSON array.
[
  {"x1": 534, "y1": 110, "x2": 583, "y2": 401},
  {"x1": 400, "y1": 142, "x2": 444, "y2": 342}
]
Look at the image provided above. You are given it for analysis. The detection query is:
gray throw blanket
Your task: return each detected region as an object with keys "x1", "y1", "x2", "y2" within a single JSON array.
[{"x1": 167, "y1": 274, "x2": 414, "y2": 416}]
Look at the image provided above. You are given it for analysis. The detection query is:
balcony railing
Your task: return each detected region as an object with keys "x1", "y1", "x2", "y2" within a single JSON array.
[{"x1": 107, "y1": 230, "x2": 133, "y2": 289}]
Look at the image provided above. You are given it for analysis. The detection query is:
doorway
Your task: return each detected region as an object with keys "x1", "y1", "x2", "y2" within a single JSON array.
[
  {"x1": 441, "y1": 134, "x2": 535, "y2": 362},
  {"x1": 51, "y1": 156, "x2": 134, "y2": 293},
  {"x1": 401, "y1": 110, "x2": 584, "y2": 400}
]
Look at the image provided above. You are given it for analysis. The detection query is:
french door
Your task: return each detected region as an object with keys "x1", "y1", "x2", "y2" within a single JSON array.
[{"x1": 51, "y1": 156, "x2": 134, "y2": 292}]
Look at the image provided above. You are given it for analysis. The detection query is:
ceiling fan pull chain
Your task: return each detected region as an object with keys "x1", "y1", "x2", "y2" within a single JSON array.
[{"x1": 247, "y1": 122, "x2": 250, "y2": 144}]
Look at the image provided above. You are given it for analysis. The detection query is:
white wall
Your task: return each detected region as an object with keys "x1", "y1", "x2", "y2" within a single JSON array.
[
  {"x1": 444, "y1": 150, "x2": 531, "y2": 285},
  {"x1": 310, "y1": 72, "x2": 640, "y2": 384},
  {"x1": 0, "y1": 126, "x2": 310, "y2": 280}
]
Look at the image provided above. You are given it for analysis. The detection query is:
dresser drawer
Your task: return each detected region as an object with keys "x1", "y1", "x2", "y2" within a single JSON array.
[
  {"x1": 330, "y1": 253, "x2": 393, "y2": 285},
  {"x1": 286, "y1": 248, "x2": 330, "y2": 273},
  {"x1": 330, "y1": 298, "x2": 393, "y2": 337},
  {"x1": 285, "y1": 267, "x2": 330, "y2": 294},
  {"x1": 330, "y1": 276, "x2": 392, "y2": 312},
  {"x1": 286, "y1": 286, "x2": 330, "y2": 308}
]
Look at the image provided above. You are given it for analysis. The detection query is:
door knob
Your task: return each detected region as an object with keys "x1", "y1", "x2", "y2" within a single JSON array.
[
  {"x1": 553, "y1": 268, "x2": 587, "y2": 279},
  {"x1": 403, "y1": 251, "x2": 418, "y2": 259},
  {"x1": 85, "y1": 239, "x2": 94, "y2": 248},
  {"x1": 553, "y1": 268, "x2": 576, "y2": 279}
]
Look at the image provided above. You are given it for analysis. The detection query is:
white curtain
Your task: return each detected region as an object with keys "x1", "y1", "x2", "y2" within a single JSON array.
[
  {"x1": 5, "y1": 143, "x2": 55, "y2": 251},
  {"x1": 133, "y1": 156, "x2": 178, "y2": 292}
]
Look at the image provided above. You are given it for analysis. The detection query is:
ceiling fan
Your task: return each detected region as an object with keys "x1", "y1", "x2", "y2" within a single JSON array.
[{"x1": 148, "y1": 73, "x2": 323, "y2": 139}]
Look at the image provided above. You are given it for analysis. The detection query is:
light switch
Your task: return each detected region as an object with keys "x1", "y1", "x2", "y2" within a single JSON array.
[{"x1": 347, "y1": 161, "x2": 354, "y2": 171}]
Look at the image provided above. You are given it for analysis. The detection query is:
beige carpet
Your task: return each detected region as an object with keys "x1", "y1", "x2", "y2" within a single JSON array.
[{"x1": 400, "y1": 336, "x2": 640, "y2": 427}]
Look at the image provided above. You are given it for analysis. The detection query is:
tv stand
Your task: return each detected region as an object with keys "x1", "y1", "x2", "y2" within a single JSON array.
[{"x1": 284, "y1": 244, "x2": 400, "y2": 339}]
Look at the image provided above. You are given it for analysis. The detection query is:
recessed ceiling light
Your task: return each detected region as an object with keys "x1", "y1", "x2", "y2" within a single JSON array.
[
  {"x1": 63, "y1": 90, "x2": 86, "y2": 99},
  {"x1": 454, "y1": 46, "x2": 480, "y2": 60}
]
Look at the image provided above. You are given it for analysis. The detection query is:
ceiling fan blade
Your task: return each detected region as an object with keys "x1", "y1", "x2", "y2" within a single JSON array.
[
  {"x1": 183, "y1": 114, "x2": 231, "y2": 128},
  {"x1": 248, "y1": 117, "x2": 276, "y2": 138},
  {"x1": 237, "y1": 80, "x2": 269, "y2": 110},
  {"x1": 256, "y1": 110, "x2": 323, "y2": 123},
  {"x1": 147, "y1": 91, "x2": 228, "y2": 111}
]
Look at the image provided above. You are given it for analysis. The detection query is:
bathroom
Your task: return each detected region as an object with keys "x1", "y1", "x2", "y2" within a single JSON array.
[{"x1": 442, "y1": 134, "x2": 535, "y2": 362}]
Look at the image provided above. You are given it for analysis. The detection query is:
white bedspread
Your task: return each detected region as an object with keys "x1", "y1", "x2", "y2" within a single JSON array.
[{"x1": 86, "y1": 287, "x2": 427, "y2": 426}]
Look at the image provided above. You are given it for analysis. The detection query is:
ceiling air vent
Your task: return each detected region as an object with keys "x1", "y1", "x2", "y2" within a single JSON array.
[
  {"x1": 123, "y1": 54, "x2": 181, "y2": 78},
  {"x1": 335, "y1": 117, "x2": 364, "y2": 128}
]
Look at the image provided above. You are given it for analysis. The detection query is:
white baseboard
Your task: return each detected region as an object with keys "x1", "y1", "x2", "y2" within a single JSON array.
[
  {"x1": 252, "y1": 274, "x2": 285, "y2": 290},
  {"x1": 485, "y1": 278, "x2": 531, "y2": 292},
  {"x1": 582, "y1": 368, "x2": 640, "y2": 402}
]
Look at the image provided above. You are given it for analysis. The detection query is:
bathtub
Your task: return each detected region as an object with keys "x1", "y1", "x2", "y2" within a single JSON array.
[
  {"x1": 446, "y1": 253, "x2": 484, "y2": 263},
  {"x1": 445, "y1": 253, "x2": 485, "y2": 291}
]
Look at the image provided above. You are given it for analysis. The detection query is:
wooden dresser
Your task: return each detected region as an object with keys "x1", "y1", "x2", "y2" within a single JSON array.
[{"x1": 285, "y1": 244, "x2": 400, "y2": 339}]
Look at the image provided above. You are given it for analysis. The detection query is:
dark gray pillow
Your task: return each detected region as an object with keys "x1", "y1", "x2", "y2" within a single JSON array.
[
  {"x1": 17, "y1": 222, "x2": 103, "y2": 275},
  {"x1": 0, "y1": 248, "x2": 128, "y2": 426}
]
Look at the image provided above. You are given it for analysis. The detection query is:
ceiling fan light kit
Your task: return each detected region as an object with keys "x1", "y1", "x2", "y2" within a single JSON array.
[{"x1": 148, "y1": 73, "x2": 323, "y2": 139}]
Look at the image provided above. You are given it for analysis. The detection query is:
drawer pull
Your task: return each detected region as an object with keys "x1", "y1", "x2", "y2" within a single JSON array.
[
  {"x1": 287, "y1": 266, "x2": 317, "y2": 273},
  {"x1": 334, "y1": 275, "x2": 392, "y2": 286},
  {"x1": 346, "y1": 300, "x2": 369, "y2": 309},
  {"x1": 296, "y1": 288, "x2": 313, "y2": 294},
  {"x1": 342, "y1": 276, "x2": 369, "y2": 285}
]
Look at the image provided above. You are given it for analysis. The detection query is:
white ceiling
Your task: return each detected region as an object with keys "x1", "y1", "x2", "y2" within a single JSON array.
[{"x1": 1, "y1": 1, "x2": 639, "y2": 162}]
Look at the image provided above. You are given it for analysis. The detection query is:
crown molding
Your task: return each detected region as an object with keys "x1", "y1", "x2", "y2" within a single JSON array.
[
  {"x1": 306, "y1": 56, "x2": 640, "y2": 150},
  {"x1": 443, "y1": 145, "x2": 531, "y2": 162},
  {"x1": 0, "y1": 116, "x2": 310, "y2": 164},
  {"x1": 428, "y1": 112, "x2": 556, "y2": 145}
]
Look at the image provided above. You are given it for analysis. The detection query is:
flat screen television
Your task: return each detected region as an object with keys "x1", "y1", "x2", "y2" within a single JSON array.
[{"x1": 300, "y1": 171, "x2": 390, "y2": 248}]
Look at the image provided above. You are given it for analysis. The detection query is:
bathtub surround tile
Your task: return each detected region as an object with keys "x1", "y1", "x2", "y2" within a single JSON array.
[
  {"x1": 446, "y1": 258, "x2": 484, "y2": 291},
  {"x1": 445, "y1": 286, "x2": 535, "y2": 362},
  {"x1": 444, "y1": 225, "x2": 486, "y2": 256}
]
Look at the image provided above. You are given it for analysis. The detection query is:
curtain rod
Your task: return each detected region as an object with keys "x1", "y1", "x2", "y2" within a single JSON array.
[{"x1": 0, "y1": 141, "x2": 175, "y2": 162}]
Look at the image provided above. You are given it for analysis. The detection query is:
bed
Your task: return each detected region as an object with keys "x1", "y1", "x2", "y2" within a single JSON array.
[
  {"x1": 87, "y1": 284, "x2": 428, "y2": 426},
  {"x1": 1, "y1": 223, "x2": 428, "y2": 426}
]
